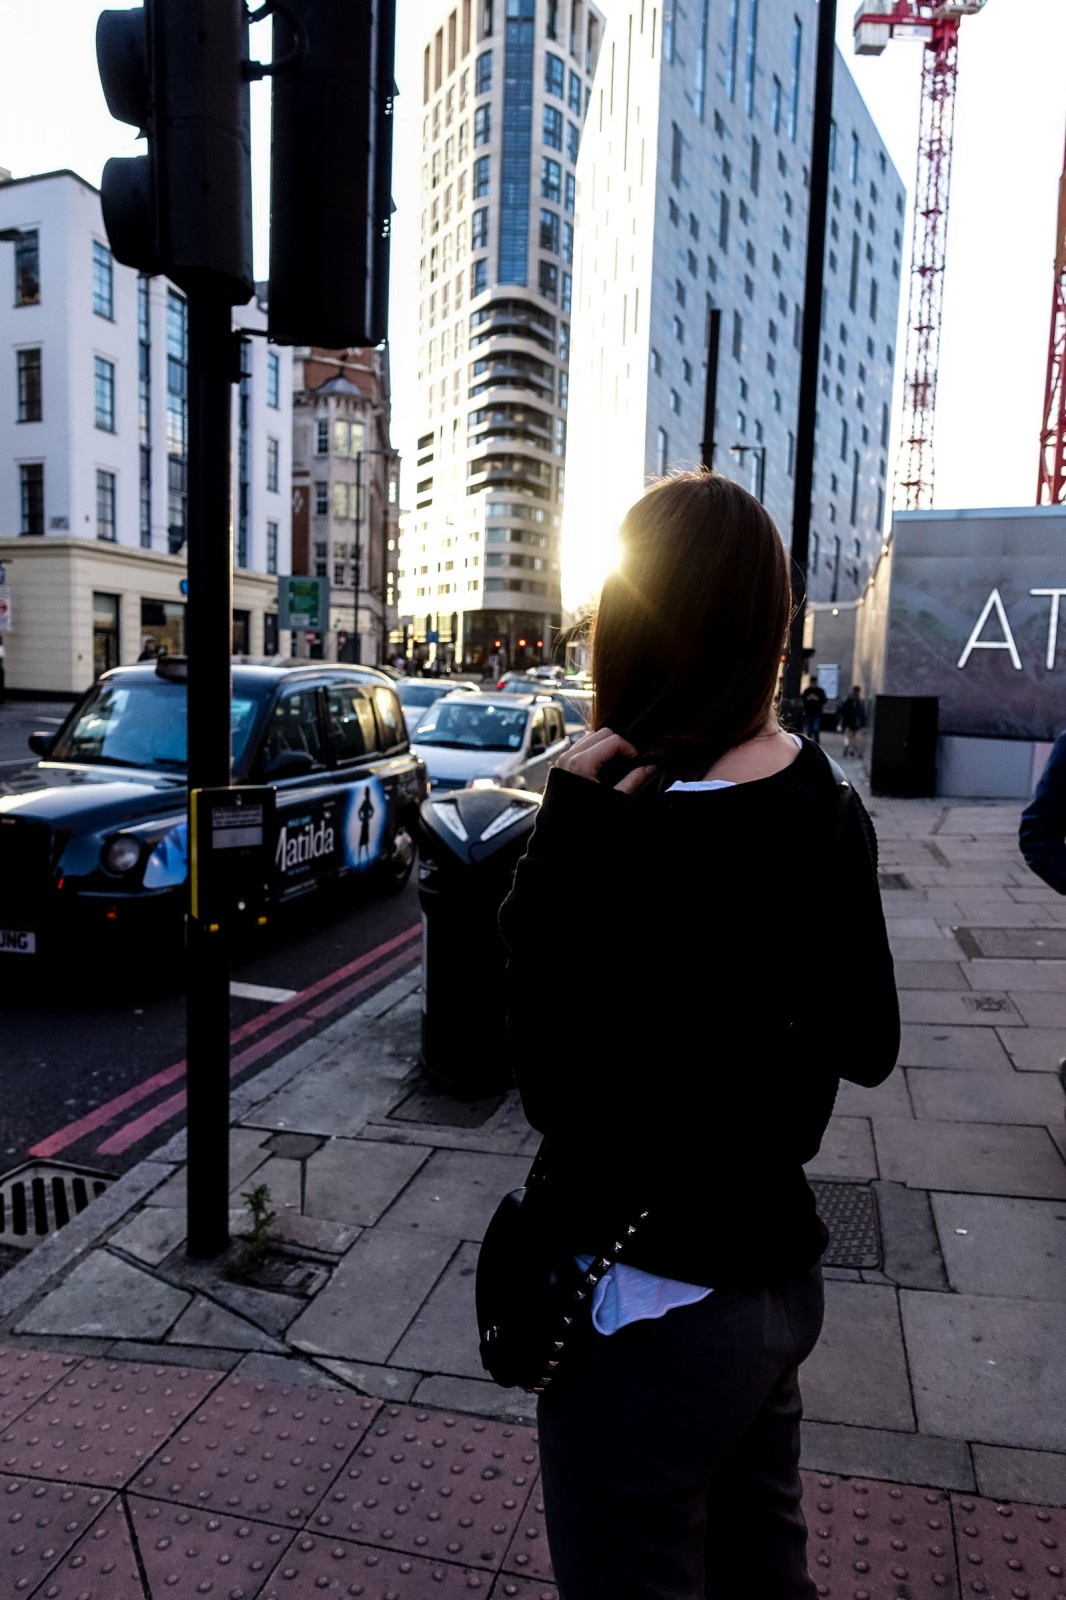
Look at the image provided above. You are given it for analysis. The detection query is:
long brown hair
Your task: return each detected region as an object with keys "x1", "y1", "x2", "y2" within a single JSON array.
[{"x1": 591, "y1": 469, "x2": 793, "y2": 782}]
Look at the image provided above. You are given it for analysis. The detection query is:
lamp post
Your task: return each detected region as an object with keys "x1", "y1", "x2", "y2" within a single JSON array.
[
  {"x1": 350, "y1": 446, "x2": 395, "y2": 665},
  {"x1": 730, "y1": 443, "x2": 767, "y2": 504}
]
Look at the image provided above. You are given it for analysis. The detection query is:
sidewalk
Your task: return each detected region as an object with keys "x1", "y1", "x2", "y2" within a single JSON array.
[{"x1": 2, "y1": 732, "x2": 1065, "y2": 1597}]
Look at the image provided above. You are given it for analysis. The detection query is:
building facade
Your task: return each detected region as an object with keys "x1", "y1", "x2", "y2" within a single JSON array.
[
  {"x1": 290, "y1": 347, "x2": 399, "y2": 666},
  {"x1": 0, "y1": 169, "x2": 293, "y2": 696},
  {"x1": 397, "y1": 0, "x2": 604, "y2": 674},
  {"x1": 562, "y1": 1, "x2": 905, "y2": 613}
]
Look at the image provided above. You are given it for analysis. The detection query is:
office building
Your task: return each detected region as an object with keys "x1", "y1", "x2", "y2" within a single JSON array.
[
  {"x1": 0, "y1": 168, "x2": 292, "y2": 696},
  {"x1": 397, "y1": 0, "x2": 604, "y2": 673},
  {"x1": 562, "y1": 0, "x2": 905, "y2": 611}
]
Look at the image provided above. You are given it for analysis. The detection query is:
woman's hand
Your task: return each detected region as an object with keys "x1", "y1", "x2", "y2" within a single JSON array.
[{"x1": 556, "y1": 727, "x2": 657, "y2": 794}]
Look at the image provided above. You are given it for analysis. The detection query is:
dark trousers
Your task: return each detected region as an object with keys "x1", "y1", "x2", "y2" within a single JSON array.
[
  {"x1": 802, "y1": 715, "x2": 821, "y2": 743},
  {"x1": 536, "y1": 1264, "x2": 825, "y2": 1600}
]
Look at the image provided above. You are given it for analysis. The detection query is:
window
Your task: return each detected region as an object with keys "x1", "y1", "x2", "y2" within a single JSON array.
[
  {"x1": 545, "y1": 51, "x2": 564, "y2": 96},
  {"x1": 725, "y1": 0, "x2": 739, "y2": 100},
  {"x1": 568, "y1": 69, "x2": 582, "y2": 115},
  {"x1": 474, "y1": 104, "x2": 491, "y2": 145},
  {"x1": 267, "y1": 350, "x2": 280, "y2": 408},
  {"x1": 562, "y1": 220, "x2": 574, "y2": 262},
  {"x1": 19, "y1": 462, "x2": 44, "y2": 534},
  {"x1": 561, "y1": 272, "x2": 571, "y2": 313},
  {"x1": 869, "y1": 277, "x2": 878, "y2": 322},
  {"x1": 788, "y1": 17, "x2": 802, "y2": 141},
  {"x1": 849, "y1": 231, "x2": 860, "y2": 311},
  {"x1": 543, "y1": 104, "x2": 563, "y2": 149},
  {"x1": 539, "y1": 207, "x2": 560, "y2": 252},
  {"x1": 671, "y1": 121, "x2": 683, "y2": 187},
  {"x1": 315, "y1": 481, "x2": 328, "y2": 515},
  {"x1": 850, "y1": 131, "x2": 860, "y2": 183},
  {"x1": 476, "y1": 48, "x2": 492, "y2": 91},
  {"x1": 732, "y1": 309, "x2": 743, "y2": 360},
  {"x1": 656, "y1": 427, "x2": 669, "y2": 476},
  {"x1": 266, "y1": 436, "x2": 279, "y2": 493},
  {"x1": 14, "y1": 231, "x2": 40, "y2": 306},
  {"x1": 567, "y1": 121, "x2": 580, "y2": 163},
  {"x1": 94, "y1": 356, "x2": 116, "y2": 431},
  {"x1": 327, "y1": 687, "x2": 376, "y2": 762},
  {"x1": 471, "y1": 257, "x2": 488, "y2": 295},
  {"x1": 266, "y1": 520, "x2": 278, "y2": 576},
  {"x1": 316, "y1": 418, "x2": 329, "y2": 454},
  {"x1": 265, "y1": 690, "x2": 326, "y2": 770},
  {"x1": 473, "y1": 155, "x2": 490, "y2": 198},
  {"x1": 771, "y1": 75, "x2": 782, "y2": 136},
  {"x1": 750, "y1": 137, "x2": 760, "y2": 195},
  {"x1": 673, "y1": 315, "x2": 684, "y2": 342},
  {"x1": 541, "y1": 157, "x2": 562, "y2": 202},
  {"x1": 16, "y1": 348, "x2": 41, "y2": 422},
  {"x1": 538, "y1": 260, "x2": 558, "y2": 301},
  {"x1": 743, "y1": 0, "x2": 758, "y2": 116},
  {"x1": 719, "y1": 193, "x2": 730, "y2": 251},
  {"x1": 669, "y1": 389, "x2": 680, "y2": 415},
  {"x1": 472, "y1": 205, "x2": 490, "y2": 247},
  {"x1": 92, "y1": 240, "x2": 114, "y2": 319},
  {"x1": 564, "y1": 172, "x2": 576, "y2": 212},
  {"x1": 96, "y1": 469, "x2": 117, "y2": 541}
]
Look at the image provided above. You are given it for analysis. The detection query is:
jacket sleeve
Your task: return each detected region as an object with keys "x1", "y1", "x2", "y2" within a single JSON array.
[
  {"x1": 830, "y1": 787, "x2": 901, "y2": 1086},
  {"x1": 1019, "y1": 733, "x2": 1066, "y2": 896}
]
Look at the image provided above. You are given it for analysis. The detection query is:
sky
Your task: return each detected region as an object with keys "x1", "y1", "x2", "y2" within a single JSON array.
[{"x1": 1, "y1": 0, "x2": 1064, "y2": 520}]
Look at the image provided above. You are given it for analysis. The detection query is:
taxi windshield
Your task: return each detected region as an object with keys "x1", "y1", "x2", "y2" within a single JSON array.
[
  {"x1": 50, "y1": 680, "x2": 261, "y2": 773},
  {"x1": 413, "y1": 700, "x2": 529, "y2": 752}
]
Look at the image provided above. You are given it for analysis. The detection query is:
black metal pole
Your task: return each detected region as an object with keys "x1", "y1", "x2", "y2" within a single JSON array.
[
  {"x1": 782, "y1": 0, "x2": 837, "y2": 716},
  {"x1": 185, "y1": 290, "x2": 236, "y2": 1259},
  {"x1": 353, "y1": 451, "x2": 363, "y2": 664},
  {"x1": 700, "y1": 308, "x2": 722, "y2": 470}
]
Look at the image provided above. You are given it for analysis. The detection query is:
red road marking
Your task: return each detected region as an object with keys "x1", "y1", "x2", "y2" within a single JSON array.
[{"x1": 29, "y1": 924, "x2": 421, "y2": 1160}]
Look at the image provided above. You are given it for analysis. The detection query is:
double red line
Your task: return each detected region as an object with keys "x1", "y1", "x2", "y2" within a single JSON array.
[{"x1": 31, "y1": 924, "x2": 421, "y2": 1162}]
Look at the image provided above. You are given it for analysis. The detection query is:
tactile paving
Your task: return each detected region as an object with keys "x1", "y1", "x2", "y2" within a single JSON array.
[
  {"x1": 0, "y1": 1475, "x2": 113, "y2": 1598},
  {"x1": 132, "y1": 1373, "x2": 381, "y2": 1526},
  {"x1": 951, "y1": 1492, "x2": 1066, "y2": 1599},
  {"x1": 801, "y1": 1471, "x2": 962, "y2": 1598},
  {"x1": 258, "y1": 1530, "x2": 498, "y2": 1596},
  {"x1": 0, "y1": 1359, "x2": 220, "y2": 1489},
  {"x1": 129, "y1": 1493, "x2": 296, "y2": 1597},
  {"x1": 500, "y1": 1476, "x2": 553, "y2": 1583},
  {"x1": 309, "y1": 1405, "x2": 539, "y2": 1570},
  {"x1": 29, "y1": 1494, "x2": 144, "y2": 1598},
  {"x1": 0, "y1": 1347, "x2": 82, "y2": 1432},
  {"x1": 490, "y1": 1580, "x2": 558, "y2": 1600}
]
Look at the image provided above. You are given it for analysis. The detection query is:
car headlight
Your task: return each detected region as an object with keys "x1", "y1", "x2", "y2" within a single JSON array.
[{"x1": 102, "y1": 833, "x2": 142, "y2": 875}]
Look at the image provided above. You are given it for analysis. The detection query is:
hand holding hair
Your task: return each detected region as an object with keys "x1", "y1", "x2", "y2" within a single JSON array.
[{"x1": 556, "y1": 726, "x2": 658, "y2": 794}]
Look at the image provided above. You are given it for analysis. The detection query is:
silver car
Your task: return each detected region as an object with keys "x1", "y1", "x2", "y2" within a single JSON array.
[{"x1": 411, "y1": 691, "x2": 569, "y2": 793}]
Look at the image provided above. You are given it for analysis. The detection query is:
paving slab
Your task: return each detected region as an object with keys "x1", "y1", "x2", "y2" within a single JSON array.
[
  {"x1": 411, "y1": 1371, "x2": 539, "y2": 1424},
  {"x1": 0, "y1": 1344, "x2": 83, "y2": 1429},
  {"x1": 376, "y1": 1147, "x2": 536, "y2": 1240},
  {"x1": 907, "y1": 1066, "x2": 1066, "y2": 1128},
  {"x1": 931, "y1": 1192, "x2": 1066, "y2": 1300},
  {"x1": 873, "y1": 1117, "x2": 1066, "y2": 1197},
  {"x1": 236, "y1": 1154, "x2": 302, "y2": 1211},
  {"x1": 803, "y1": 1117, "x2": 878, "y2": 1180},
  {"x1": 892, "y1": 960, "x2": 970, "y2": 990},
  {"x1": 997, "y1": 1026, "x2": 1066, "y2": 1073},
  {"x1": 874, "y1": 1181, "x2": 949, "y2": 1291},
  {"x1": 888, "y1": 936, "x2": 978, "y2": 963},
  {"x1": 318, "y1": 1356, "x2": 422, "y2": 1403},
  {"x1": 962, "y1": 958, "x2": 1066, "y2": 991},
  {"x1": 896, "y1": 1025, "x2": 1014, "y2": 1070},
  {"x1": 108, "y1": 1207, "x2": 186, "y2": 1265},
  {"x1": 901, "y1": 1290, "x2": 1066, "y2": 1451},
  {"x1": 143, "y1": 1128, "x2": 274, "y2": 1208},
  {"x1": 167, "y1": 1295, "x2": 288, "y2": 1353},
  {"x1": 833, "y1": 1072, "x2": 914, "y2": 1119},
  {"x1": 0, "y1": 1476, "x2": 118, "y2": 1597},
  {"x1": 286, "y1": 1229, "x2": 456, "y2": 1364},
  {"x1": 224, "y1": 1204, "x2": 361, "y2": 1256},
  {"x1": 971, "y1": 1443, "x2": 1066, "y2": 1506},
  {"x1": 1008, "y1": 989, "x2": 1066, "y2": 1029},
  {"x1": 13, "y1": 1250, "x2": 191, "y2": 1340},
  {"x1": 302, "y1": 1137, "x2": 432, "y2": 1225},
  {"x1": 898, "y1": 990, "x2": 1024, "y2": 1027},
  {"x1": 388, "y1": 1240, "x2": 484, "y2": 1380},
  {"x1": 129, "y1": 1497, "x2": 295, "y2": 1599},
  {"x1": 799, "y1": 1420, "x2": 975, "y2": 1490},
  {"x1": 798, "y1": 1280, "x2": 914, "y2": 1432}
]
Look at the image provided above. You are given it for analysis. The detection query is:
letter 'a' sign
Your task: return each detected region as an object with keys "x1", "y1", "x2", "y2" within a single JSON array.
[{"x1": 957, "y1": 586, "x2": 1066, "y2": 672}]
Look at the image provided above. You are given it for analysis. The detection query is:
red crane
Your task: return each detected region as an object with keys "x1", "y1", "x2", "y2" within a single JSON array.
[
  {"x1": 1036, "y1": 122, "x2": 1066, "y2": 504},
  {"x1": 853, "y1": 1, "x2": 988, "y2": 509}
]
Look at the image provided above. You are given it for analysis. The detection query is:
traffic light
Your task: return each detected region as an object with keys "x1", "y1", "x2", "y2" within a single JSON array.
[
  {"x1": 96, "y1": 0, "x2": 253, "y2": 302},
  {"x1": 267, "y1": 0, "x2": 397, "y2": 347}
]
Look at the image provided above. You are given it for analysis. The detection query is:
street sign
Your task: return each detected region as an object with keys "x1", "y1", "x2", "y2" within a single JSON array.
[{"x1": 278, "y1": 575, "x2": 329, "y2": 630}]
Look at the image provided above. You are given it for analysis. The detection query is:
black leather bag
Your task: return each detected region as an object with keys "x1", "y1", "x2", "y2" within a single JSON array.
[{"x1": 475, "y1": 1178, "x2": 646, "y2": 1394}]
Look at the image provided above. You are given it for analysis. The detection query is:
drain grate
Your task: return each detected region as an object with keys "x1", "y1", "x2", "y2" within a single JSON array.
[
  {"x1": 810, "y1": 1180, "x2": 881, "y2": 1269},
  {"x1": 0, "y1": 1161, "x2": 111, "y2": 1249},
  {"x1": 388, "y1": 1087, "x2": 507, "y2": 1128}
]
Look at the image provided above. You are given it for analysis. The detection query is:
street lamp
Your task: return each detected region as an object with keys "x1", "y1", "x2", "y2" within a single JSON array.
[{"x1": 730, "y1": 443, "x2": 767, "y2": 504}]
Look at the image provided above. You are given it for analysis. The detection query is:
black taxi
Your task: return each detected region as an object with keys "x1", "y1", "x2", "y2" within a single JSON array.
[{"x1": 0, "y1": 658, "x2": 429, "y2": 958}]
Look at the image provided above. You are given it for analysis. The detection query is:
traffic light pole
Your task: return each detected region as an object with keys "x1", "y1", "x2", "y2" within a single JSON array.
[{"x1": 185, "y1": 290, "x2": 237, "y2": 1258}]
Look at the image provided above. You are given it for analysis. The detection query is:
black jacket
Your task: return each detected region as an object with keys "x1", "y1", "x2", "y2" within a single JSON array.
[
  {"x1": 498, "y1": 740, "x2": 900, "y2": 1288},
  {"x1": 1019, "y1": 731, "x2": 1066, "y2": 895}
]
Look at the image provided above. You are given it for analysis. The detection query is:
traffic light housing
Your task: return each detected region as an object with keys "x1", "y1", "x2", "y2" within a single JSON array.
[
  {"x1": 267, "y1": 0, "x2": 397, "y2": 348},
  {"x1": 96, "y1": 0, "x2": 253, "y2": 302}
]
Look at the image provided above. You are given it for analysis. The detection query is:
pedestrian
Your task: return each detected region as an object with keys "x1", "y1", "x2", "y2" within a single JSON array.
[
  {"x1": 838, "y1": 684, "x2": 866, "y2": 759},
  {"x1": 800, "y1": 674, "x2": 827, "y2": 743},
  {"x1": 495, "y1": 468, "x2": 900, "y2": 1600},
  {"x1": 1019, "y1": 729, "x2": 1066, "y2": 896},
  {"x1": 138, "y1": 637, "x2": 160, "y2": 661}
]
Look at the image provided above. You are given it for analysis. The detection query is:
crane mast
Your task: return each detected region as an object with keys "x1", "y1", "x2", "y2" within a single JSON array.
[
  {"x1": 1036, "y1": 123, "x2": 1066, "y2": 505},
  {"x1": 854, "y1": 1, "x2": 987, "y2": 510}
]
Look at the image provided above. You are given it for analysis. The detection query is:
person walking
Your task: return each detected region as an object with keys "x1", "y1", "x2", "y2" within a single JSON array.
[
  {"x1": 495, "y1": 469, "x2": 900, "y2": 1600},
  {"x1": 838, "y1": 684, "x2": 866, "y2": 759},
  {"x1": 800, "y1": 675, "x2": 827, "y2": 743},
  {"x1": 1019, "y1": 729, "x2": 1066, "y2": 896}
]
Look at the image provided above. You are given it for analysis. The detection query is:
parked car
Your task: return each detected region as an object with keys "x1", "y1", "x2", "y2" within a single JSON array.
[
  {"x1": 546, "y1": 686, "x2": 595, "y2": 745},
  {"x1": 495, "y1": 671, "x2": 550, "y2": 693},
  {"x1": 394, "y1": 675, "x2": 481, "y2": 737},
  {"x1": 0, "y1": 658, "x2": 428, "y2": 960},
  {"x1": 411, "y1": 691, "x2": 569, "y2": 793}
]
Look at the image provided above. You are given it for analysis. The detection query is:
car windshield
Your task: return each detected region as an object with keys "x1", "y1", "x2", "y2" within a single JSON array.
[
  {"x1": 395, "y1": 682, "x2": 449, "y2": 710},
  {"x1": 554, "y1": 693, "x2": 593, "y2": 730},
  {"x1": 50, "y1": 680, "x2": 262, "y2": 773},
  {"x1": 413, "y1": 700, "x2": 529, "y2": 752}
]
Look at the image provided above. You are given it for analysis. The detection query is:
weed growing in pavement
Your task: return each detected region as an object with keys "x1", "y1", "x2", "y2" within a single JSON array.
[{"x1": 227, "y1": 1183, "x2": 277, "y2": 1280}]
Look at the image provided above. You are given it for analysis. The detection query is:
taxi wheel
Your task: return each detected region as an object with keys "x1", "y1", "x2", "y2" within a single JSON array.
[{"x1": 378, "y1": 821, "x2": 416, "y2": 894}]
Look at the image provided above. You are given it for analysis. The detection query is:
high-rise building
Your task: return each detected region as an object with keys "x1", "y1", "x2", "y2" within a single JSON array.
[
  {"x1": 562, "y1": 1, "x2": 905, "y2": 613},
  {"x1": 397, "y1": 0, "x2": 604, "y2": 675},
  {"x1": 0, "y1": 169, "x2": 292, "y2": 695},
  {"x1": 290, "y1": 346, "x2": 399, "y2": 666}
]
